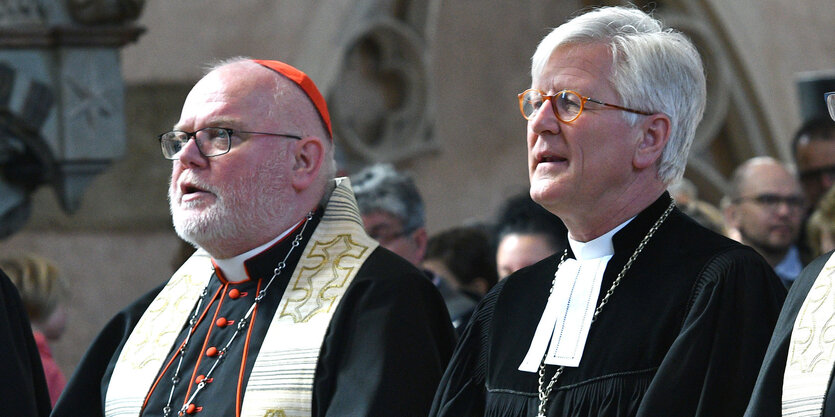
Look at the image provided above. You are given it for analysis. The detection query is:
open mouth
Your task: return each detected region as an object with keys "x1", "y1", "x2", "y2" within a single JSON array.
[
  {"x1": 540, "y1": 155, "x2": 567, "y2": 163},
  {"x1": 183, "y1": 183, "x2": 205, "y2": 195},
  {"x1": 178, "y1": 179, "x2": 215, "y2": 202}
]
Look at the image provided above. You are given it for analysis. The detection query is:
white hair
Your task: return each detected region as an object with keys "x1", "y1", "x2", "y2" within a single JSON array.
[{"x1": 531, "y1": 6, "x2": 706, "y2": 184}]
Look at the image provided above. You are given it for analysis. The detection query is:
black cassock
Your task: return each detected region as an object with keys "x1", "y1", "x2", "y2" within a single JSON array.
[
  {"x1": 0, "y1": 268, "x2": 51, "y2": 417},
  {"x1": 745, "y1": 251, "x2": 835, "y2": 417},
  {"x1": 430, "y1": 193, "x2": 787, "y2": 417},
  {"x1": 53, "y1": 209, "x2": 456, "y2": 417}
]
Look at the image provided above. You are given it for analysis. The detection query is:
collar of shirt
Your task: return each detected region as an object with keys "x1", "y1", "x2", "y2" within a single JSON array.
[
  {"x1": 568, "y1": 216, "x2": 635, "y2": 260},
  {"x1": 775, "y1": 245, "x2": 803, "y2": 284},
  {"x1": 212, "y1": 217, "x2": 306, "y2": 283}
]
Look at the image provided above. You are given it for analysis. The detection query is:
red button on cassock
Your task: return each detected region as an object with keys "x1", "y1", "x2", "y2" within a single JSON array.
[
  {"x1": 186, "y1": 403, "x2": 196, "y2": 414},
  {"x1": 206, "y1": 347, "x2": 218, "y2": 357},
  {"x1": 195, "y1": 374, "x2": 205, "y2": 384},
  {"x1": 215, "y1": 317, "x2": 228, "y2": 328},
  {"x1": 228, "y1": 289, "x2": 240, "y2": 299}
]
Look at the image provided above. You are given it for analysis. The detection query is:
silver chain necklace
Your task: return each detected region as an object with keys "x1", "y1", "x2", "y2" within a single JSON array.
[
  {"x1": 162, "y1": 211, "x2": 314, "y2": 417},
  {"x1": 536, "y1": 201, "x2": 675, "y2": 417}
]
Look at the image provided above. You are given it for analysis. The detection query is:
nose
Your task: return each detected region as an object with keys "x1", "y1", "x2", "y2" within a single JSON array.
[
  {"x1": 529, "y1": 97, "x2": 561, "y2": 136},
  {"x1": 177, "y1": 136, "x2": 208, "y2": 168}
]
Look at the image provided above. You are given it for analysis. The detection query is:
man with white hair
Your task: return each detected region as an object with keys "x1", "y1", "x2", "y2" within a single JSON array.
[
  {"x1": 745, "y1": 90, "x2": 835, "y2": 417},
  {"x1": 430, "y1": 6, "x2": 785, "y2": 417},
  {"x1": 53, "y1": 58, "x2": 455, "y2": 417}
]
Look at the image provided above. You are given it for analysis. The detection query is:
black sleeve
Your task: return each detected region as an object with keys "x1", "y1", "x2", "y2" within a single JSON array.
[
  {"x1": 638, "y1": 247, "x2": 787, "y2": 417},
  {"x1": 429, "y1": 279, "x2": 506, "y2": 417},
  {"x1": 51, "y1": 284, "x2": 164, "y2": 417},
  {"x1": 0, "y1": 269, "x2": 51, "y2": 417},
  {"x1": 312, "y1": 248, "x2": 456, "y2": 417}
]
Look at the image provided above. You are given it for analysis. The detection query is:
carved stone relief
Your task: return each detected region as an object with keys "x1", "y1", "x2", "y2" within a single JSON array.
[
  {"x1": 0, "y1": 0, "x2": 44, "y2": 25},
  {"x1": 0, "y1": 0, "x2": 143, "y2": 238},
  {"x1": 301, "y1": 0, "x2": 440, "y2": 170}
]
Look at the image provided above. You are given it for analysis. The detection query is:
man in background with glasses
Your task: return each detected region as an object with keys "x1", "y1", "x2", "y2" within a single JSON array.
[
  {"x1": 431, "y1": 6, "x2": 785, "y2": 417},
  {"x1": 722, "y1": 157, "x2": 808, "y2": 287},
  {"x1": 350, "y1": 163, "x2": 478, "y2": 334},
  {"x1": 52, "y1": 58, "x2": 455, "y2": 417},
  {"x1": 745, "y1": 90, "x2": 835, "y2": 417}
]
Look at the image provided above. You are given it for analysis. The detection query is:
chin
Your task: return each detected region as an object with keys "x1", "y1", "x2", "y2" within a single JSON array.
[
  {"x1": 529, "y1": 180, "x2": 563, "y2": 208},
  {"x1": 172, "y1": 205, "x2": 225, "y2": 248}
]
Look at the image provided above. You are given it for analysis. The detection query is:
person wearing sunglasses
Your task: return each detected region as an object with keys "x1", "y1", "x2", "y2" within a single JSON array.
[
  {"x1": 746, "y1": 91, "x2": 835, "y2": 416},
  {"x1": 52, "y1": 58, "x2": 455, "y2": 417},
  {"x1": 430, "y1": 6, "x2": 785, "y2": 417}
]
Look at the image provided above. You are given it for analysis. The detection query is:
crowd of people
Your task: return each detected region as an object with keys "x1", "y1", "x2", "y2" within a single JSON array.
[{"x1": 1, "y1": 4, "x2": 835, "y2": 416}]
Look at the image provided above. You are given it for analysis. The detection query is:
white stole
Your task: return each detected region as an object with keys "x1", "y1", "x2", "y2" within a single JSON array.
[{"x1": 782, "y1": 252, "x2": 835, "y2": 416}]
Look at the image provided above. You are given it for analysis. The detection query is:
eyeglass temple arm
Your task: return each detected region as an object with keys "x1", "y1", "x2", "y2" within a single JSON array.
[{"x1": 584, "y1": 97, "x2": 654, "y2": 115}]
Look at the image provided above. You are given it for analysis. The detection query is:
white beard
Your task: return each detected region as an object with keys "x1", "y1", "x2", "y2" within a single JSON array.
[{"x1": 169, "y1": 156, "x2": 293, "y2": 256}]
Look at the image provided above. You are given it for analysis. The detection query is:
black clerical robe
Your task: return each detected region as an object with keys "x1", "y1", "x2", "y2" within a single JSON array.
[
  {"x1": 744, "y1": 251, "x2": 835, "y2": 417},
  {"x1": 53, "y1": 209, "x2": 456, "y2": 417},
  {"x1": 430, "y1": 193, "x2": 787, "y2": 417},
  {"x1": 0, "y1": 268, "x2": 51, "y2": 417}
]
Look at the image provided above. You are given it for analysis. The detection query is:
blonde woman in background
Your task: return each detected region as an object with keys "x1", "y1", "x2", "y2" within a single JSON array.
[
  {"x1": 1, "y1": 254, "x2": 69, "y2": 406},
  {"x1": 806, "y1": 185, "x2": 835, "y2": 257}
]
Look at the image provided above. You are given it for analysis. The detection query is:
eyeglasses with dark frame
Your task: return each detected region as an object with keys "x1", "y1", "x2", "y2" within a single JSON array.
[
  {"x1": 733, "y1": 193, "x2": 806, "y2": 212},
  {"x1": 158, "y1": 127, "x2": 302, "y2": 160},
  {"x1": 517, "y1": 88, "x2": 654, "y2": 122}
]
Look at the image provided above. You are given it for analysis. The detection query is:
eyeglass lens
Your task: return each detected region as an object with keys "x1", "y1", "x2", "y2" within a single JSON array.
[
  {"x1": 826, "y1": 92, "x2": 835, "y2": 121},
  {"x1": 521, "y1": 90, "x2": 583, "y2": 122},
  {"x1": 749, "y1": 194, "x2": 805, "y2": 210},
  {"x1": 160, "y1": 128, "x2": 232, "y2": 159}
]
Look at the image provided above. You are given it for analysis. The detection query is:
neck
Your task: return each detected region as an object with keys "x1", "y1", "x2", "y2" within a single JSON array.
[
  {"x1": 202, "y1": 207, "x2": 315, "y2": 259},
  {"x1": 561, "y1": 183, "x2": 666, "y2": 242}
]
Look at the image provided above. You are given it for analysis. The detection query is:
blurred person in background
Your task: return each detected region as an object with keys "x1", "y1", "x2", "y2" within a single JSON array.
[
  {"x1": 668, "y1": 177, "x2": 725, "y2": 234},
  {"x1": 493, "y1": 192, "x2": 568, "y2": 279},
  {"x1": 806, "y1": 185, "x2": 835, "y2": 257},
  {"x1": 423, "y1": 225, "x2": 498, "y2": 331},
  {"x1": 722, "y1": 157, "x2": 808, "y2": 287},
  {"x1": 352, "y1": 163, "x2": 476, "y2": 329},
  {"x1": 1, "y1": 254, "x2": 68, "y2": 406}
]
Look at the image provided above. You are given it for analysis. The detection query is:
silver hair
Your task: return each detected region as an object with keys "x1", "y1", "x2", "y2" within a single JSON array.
[
  {"x1": 350, "y1": 163, "x2": 425, "y2": 232},
  {"x1": 531, "y1": 6, "x2": 706, "y2": 184}
]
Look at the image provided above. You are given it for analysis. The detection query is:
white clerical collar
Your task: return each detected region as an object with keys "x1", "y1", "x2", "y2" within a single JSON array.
[
  {"x1": 568, "y1": 216, "x2": 635, "y2": 260},
  {"x1": 518, "y1": 215, "x2": 636, "y2": 373},
  {"x1": 211, "y1": 217, "x2": 306, "y2": 283}
]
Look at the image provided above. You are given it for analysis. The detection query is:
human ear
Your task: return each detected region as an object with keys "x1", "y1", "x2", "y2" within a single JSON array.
[
  {"x1": 291, "y1": 137, "x2": 325, "y2": 192},
  {"x1": 633, "y1": 113, "x2": 671, "y2": 170}
]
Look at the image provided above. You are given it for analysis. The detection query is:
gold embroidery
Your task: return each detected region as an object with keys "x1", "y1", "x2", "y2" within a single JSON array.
[
  {"x1": 789, "y1": 265, "x2": 835, "y2": 372},
  {"x1": 121, "y1": 271, "x2": 208, "y2": 369},
  {"x1": 263, "y1": 410, "x2": 287, "y2": 417},
  {"x1": 280, "y1": 234, "x2": 370, "y2": 323}
]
